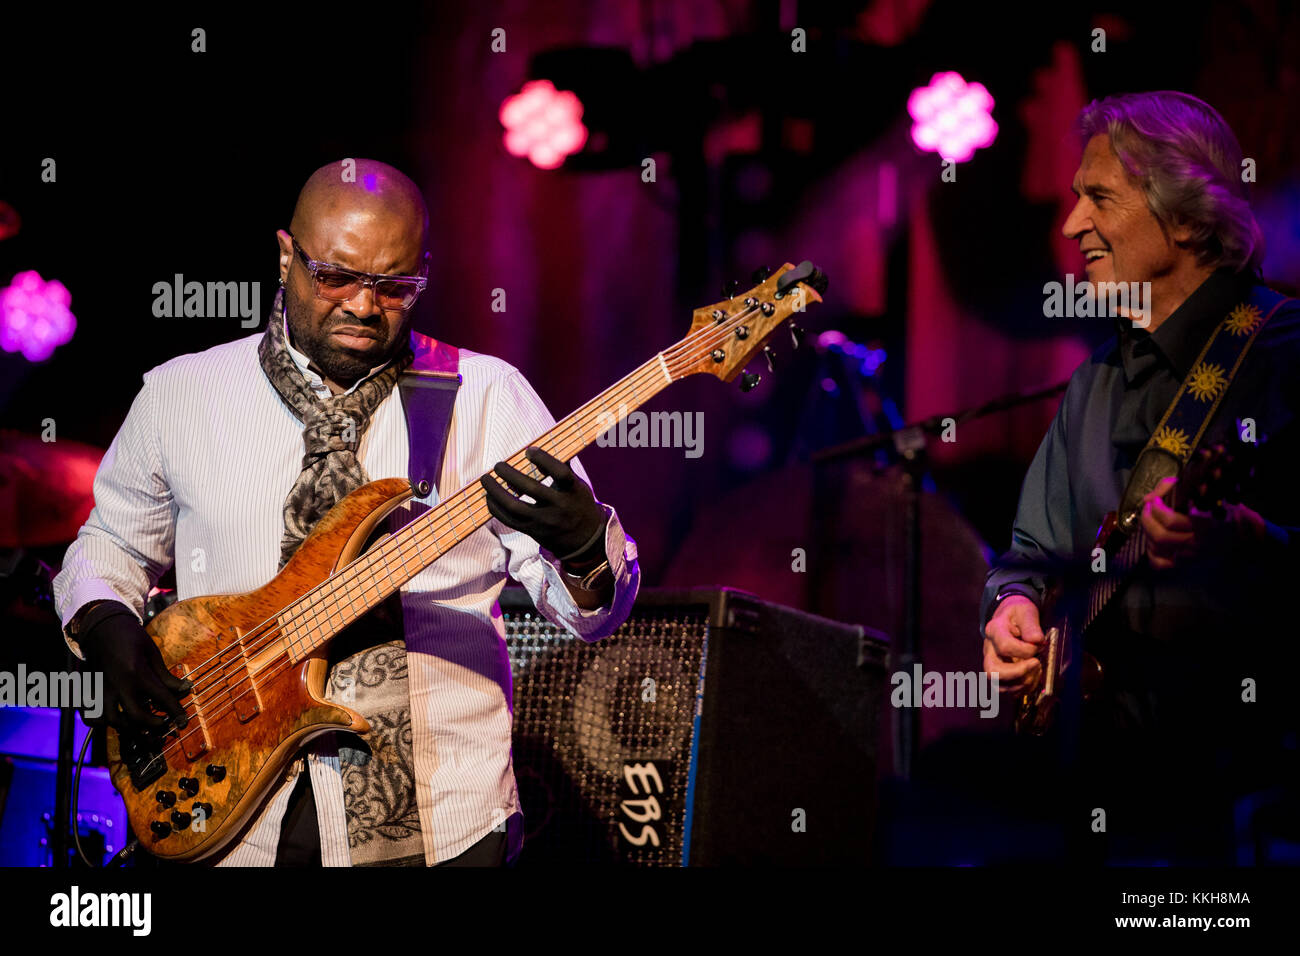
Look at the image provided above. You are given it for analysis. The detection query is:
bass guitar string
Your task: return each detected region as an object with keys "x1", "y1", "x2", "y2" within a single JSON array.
[{"x1": 150, "y1": 298, "x2": 787, "y2": 760}]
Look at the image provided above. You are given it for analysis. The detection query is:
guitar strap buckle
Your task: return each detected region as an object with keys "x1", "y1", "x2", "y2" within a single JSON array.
[{"x1": 1116, "y1": 447, "x2": 1181, "y2": 533}]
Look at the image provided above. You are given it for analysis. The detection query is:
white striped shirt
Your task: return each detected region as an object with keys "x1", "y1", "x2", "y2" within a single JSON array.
[{"x1": 52, "y1": 326, "x2": 640, "y2": 865}]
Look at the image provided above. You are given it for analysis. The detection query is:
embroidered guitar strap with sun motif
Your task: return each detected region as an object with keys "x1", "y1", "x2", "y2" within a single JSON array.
[{"x1": 1115, "y1": 285, "x2": 1295, "y2": 532}]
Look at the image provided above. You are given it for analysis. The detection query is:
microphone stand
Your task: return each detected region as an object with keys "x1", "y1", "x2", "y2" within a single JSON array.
[{"x1": 812, "y1": 380, "x2": 1068, "y2": 779}]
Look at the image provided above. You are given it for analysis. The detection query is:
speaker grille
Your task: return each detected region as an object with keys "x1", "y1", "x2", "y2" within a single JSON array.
[{"x1": 505, "y1": 606, "x2": 708, "y2": 866}]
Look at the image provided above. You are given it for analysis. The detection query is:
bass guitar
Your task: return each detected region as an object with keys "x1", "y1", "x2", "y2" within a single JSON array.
[{"x1": 108, "y1": 262, "x2": 826, "y2": 860}]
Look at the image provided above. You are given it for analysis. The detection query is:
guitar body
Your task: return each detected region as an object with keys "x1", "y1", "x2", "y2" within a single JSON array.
[
  {"x1": 1013, "y1": 614, "x2": 1104, "y2": 736},
  {"x1": 106, "y1": 477, "x2": 414, "y2": 862},
  {"x1": 1013, "y1": 515, "x2": 1116, "y2": 737},
  {"x1": 1012, "y1": 442, "x2": 1253, "y2": 736}
]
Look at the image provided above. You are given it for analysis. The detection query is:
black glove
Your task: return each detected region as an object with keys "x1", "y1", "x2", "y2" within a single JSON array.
[
  {"x1": 480, "y1": 447, "x2": 607, "y2": 561},
  {"x1": 75, "y1": 601, "x2": 191, "y2": 732}
]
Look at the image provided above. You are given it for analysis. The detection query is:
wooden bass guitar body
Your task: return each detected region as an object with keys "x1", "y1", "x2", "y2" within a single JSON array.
[
  {"x1": 106, "y1": 478, "x2": 414, "y2": 862},
  {"x1": 103, "y1": 260, "x2": 829, "y2": 861}
]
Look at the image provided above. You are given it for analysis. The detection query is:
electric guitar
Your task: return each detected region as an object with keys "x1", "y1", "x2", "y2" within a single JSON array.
[
  {"x1": 1014, "y1": 441, "x2": 1255, "y2": 736},
  {"x1": 108, "y1": 262, "x2": 827, "y2": 861}
]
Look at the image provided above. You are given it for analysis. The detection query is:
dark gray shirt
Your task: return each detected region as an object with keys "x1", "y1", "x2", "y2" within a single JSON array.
[{"x1": 981, "y1": 267, "x2": 1300, "y2": 732}]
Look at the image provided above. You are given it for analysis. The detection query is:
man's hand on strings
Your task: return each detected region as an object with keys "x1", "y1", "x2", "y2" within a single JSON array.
[
  {"x1": 982, "y1": 595, "x2": 1044, "y2": 696},
  {"x1": 1142, "y1": 475, "x2": 1268, "y2": 570},
  {"x1": 480, "y1": 447, "x2": 607, "y2": 560}
]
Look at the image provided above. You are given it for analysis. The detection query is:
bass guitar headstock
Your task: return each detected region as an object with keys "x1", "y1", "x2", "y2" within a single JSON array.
[{"x1": 670, "y1": 261, "x2": 827, "y2": 388}]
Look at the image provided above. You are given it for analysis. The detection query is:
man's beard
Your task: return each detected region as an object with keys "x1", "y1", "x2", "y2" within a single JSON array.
[{"x1": 283, "y1": 287, "x2": 401, "y2": 386}]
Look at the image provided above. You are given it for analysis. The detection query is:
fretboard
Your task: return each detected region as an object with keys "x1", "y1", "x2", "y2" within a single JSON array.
[
  {"x1": 1081, "y1": 528, "x2": 1146, "y2": 635},
  {"x1": 277, "y1": 351, "x2": 680, "y2": 661}
]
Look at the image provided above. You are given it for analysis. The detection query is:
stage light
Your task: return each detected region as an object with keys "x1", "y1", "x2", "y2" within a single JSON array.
[
  {"x1": 817, "y1": 329, "x2": 887, "y2": 377},
  {"x1": 499, "y1": 79, "x2": 589, "y2": 170},
  {"x1": 0, "y1": 270, "x2": 76, "y2": 362},
  {"x1": 907, "y1": 71, "x2": 997, "y2": 163}
]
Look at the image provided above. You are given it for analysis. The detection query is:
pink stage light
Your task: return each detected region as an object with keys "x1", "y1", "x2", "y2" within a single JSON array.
[
  {"x1": 0, "y1": 270, "x2": 76, "y2": 362},
  {"x1": 907, "y1": 71, "x2": 997, "y2": 163},
  {"x1": 499, "y1": 79, "x2": 588, "y2": 170}
]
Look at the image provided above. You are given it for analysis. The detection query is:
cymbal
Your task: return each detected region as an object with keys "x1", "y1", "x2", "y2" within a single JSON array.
[{"x1": 0, "y1": 430, "x2": 103, "y2": 547}]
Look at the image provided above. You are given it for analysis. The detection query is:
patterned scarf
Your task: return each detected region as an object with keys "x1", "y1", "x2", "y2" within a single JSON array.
[
  {"x1": 257, "y1": 288, "x2": 414, "y2": 567},
  {"x1": 258, "y1": 288, "x2": 426, "y2": 866}
]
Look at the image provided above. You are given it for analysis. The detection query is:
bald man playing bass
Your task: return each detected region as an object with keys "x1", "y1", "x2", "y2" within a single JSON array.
[{"x1": 54, "y1": 159, "x2": 641, "y2": 867}]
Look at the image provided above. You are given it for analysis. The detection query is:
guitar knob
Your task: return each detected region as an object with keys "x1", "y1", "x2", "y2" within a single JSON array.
[
  {"x1": 740, "y1": 372, "x2": 761, "y2": 392},
  {"x1": 789, "y1": 324, "x2": 805, "y2": 348},
  {"x1": 722, "y1": 279, "x2": 741, "y2": 298},
  {"x1": 155, "y1": 790, "x2": 176, "y2": 808},
  {"x1": 751, "y1": 266, "x2": 772, "y2": 282},
  {"x1": 763, "y1": 345, "x2": 776, "y2": 372},
  {"x1": 205, "y1": 764, "x2": 226, "y2": 783},
  {"x1": 178, "y1": 776, "x2": 200, "y2": 797},
  {"x1": 150, "y1": 820, "x2": 173, "y2": 838},
  {"x1": 171, "y1": 810, "x2": 192, "y2": 830},
  {"x1": 193, "y1": 802, "x2": 214, "y2": 819}
]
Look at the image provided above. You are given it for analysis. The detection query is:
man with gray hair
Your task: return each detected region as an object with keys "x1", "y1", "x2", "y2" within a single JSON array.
[{"x1": 981, "y1": 91, "x2": 1299, "y2": 864}]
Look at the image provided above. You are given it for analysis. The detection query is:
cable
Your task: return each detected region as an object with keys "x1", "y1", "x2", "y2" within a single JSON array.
[
  {"x1": 71, "y1": 724, "x2": 95, "y2": 867},
  {"x1": 72, "y1": 725, "x2": 141, "y2": 867},
  {"x1": 107, "y1": 840, "x2": 139, "y2": 866}
]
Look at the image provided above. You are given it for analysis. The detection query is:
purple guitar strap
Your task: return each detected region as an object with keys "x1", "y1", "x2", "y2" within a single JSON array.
[{"x1": 398, "y1": 330, "x2": 461, "y2": 518}]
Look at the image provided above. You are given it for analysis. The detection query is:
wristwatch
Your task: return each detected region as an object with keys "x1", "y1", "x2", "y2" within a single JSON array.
[
  {"x1": 64, "y1": 599, "x2": 137, "y2": 660},
  {"x1": 67, "y1": 599, "x2": 112, "y2": 637},
  {"x1": 558, "y1": 512, "x2": 613, "y2": 591},
  {"x1": 562, "y1": 556, "x2": 612, "y2": 591}
]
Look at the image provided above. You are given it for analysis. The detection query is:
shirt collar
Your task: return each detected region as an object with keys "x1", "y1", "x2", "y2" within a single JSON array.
[
  {"x1": 282, "y1": 311, "x2": 395, "y2": 398},
  {"x1": 1114, "y1": 267, "x2": 1252, "y2": 382}
]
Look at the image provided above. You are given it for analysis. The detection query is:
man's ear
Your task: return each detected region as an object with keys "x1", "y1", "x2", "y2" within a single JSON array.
[
  {"x1": 276, "y1": 229, "x2": 294, "y2": 286},
  {"x1": 1166, "y1": 216, "x2": 1198, "y2": 247}
]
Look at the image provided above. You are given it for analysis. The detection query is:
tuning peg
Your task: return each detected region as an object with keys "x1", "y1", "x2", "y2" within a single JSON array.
[
  {"x1": 789, "y1": 323, "x2": 805, "y2": 349},
  {"x1": 740, "y1": 372, "x2": 761, "y2": 392},
  {"x1": 723, "y1": 279, "x2": 741, "y2": 298},
  {"x1": 751, "y1": 265, "x2": 772, "y2": 283},
  {"x1": 763, "y1": 345, "x2": 776, "y2": 372}
]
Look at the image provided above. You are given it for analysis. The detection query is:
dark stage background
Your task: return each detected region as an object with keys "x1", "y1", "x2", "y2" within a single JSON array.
[{"x1": 1, "y1": 1, "x2": 1298, "y2": 866}]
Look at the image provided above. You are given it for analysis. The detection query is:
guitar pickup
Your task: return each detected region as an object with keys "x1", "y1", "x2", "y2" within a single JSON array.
[
  {"x1": 176, "y1": 662, "x2": 211, "y2": 761},
  {"x1": 222, "y1": 628, "x2": 263, "y2": 723},
  {"x1": 1041, "y1": 626, "x2": 1061, "y2": 700}
]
